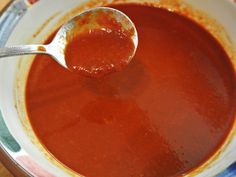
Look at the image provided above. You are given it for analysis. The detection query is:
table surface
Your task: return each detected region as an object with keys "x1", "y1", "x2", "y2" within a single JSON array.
[{"x1": 0, "y1": 0, "x2": 14, "y2": 175}]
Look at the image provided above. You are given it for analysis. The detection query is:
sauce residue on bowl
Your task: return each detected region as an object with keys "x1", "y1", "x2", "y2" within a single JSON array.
[{"x1": 25, "y1": 3, "x2": 236, "y2": 177}]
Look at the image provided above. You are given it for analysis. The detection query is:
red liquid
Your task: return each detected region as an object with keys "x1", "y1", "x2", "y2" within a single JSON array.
[
  {"x1": 26, "y1": 4, "x2": 236, "y2": 177},
  {"x1": 65, "y1": 29, "x2": 135, "y2": 77}
]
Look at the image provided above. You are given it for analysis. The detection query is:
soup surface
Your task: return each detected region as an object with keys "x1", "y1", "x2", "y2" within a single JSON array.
[{"x1": 26, "y1": 3, "x2": 236, "y2": 177}]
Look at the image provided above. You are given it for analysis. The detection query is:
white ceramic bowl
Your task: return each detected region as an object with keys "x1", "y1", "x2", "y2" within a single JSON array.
[{"x1": 0, "y1": 0, "x2": 235, "y2": 176}]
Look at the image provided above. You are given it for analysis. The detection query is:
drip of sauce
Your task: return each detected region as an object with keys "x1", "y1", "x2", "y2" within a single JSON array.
[{"x1": 26, "y1": 4, "x2": 236, "y2": 177}]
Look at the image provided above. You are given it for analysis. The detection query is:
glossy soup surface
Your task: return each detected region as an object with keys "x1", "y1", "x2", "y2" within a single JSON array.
[{"x1": 26, "y1": 4, "x2": 236, "y2": 177}]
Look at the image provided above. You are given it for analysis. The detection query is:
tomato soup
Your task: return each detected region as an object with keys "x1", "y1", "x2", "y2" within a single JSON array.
[
  {"x1": 65, "y1": 29, "x2": 135, "y2": 77},
  {"x1": 26, "y1": 4, "x2": 236, "y2": 177}
]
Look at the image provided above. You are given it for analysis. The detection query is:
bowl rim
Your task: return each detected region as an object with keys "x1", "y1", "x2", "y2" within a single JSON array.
[
  {"x1": 0, "y1": 0, "x2": 35, "y2": 176},
  {"x1": 0, "y1": 0, "x2": 236, "y2": 177}
]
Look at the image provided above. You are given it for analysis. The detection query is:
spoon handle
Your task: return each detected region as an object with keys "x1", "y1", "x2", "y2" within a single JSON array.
[{"x1": 0, "y1": 45, "x2": 48, "y2": 58}]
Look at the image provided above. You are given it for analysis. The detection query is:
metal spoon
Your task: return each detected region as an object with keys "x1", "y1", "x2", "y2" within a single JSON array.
[{"x1": 0, "y1": 7, "x2": 138, "y2": 70}]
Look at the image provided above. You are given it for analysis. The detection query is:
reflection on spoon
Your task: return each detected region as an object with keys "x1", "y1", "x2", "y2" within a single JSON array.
[{"x1": 0, "y1": 7, "x2": 138, "y2": 78}]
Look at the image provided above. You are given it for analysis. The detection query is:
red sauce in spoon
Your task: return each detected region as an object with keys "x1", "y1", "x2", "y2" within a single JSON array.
[
  {"x1": 64, "y1": 9, "x2": 136, "y2": 77},
  {"x1": 65, "y1": 29, "x2": 135, "y2": 77}
]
